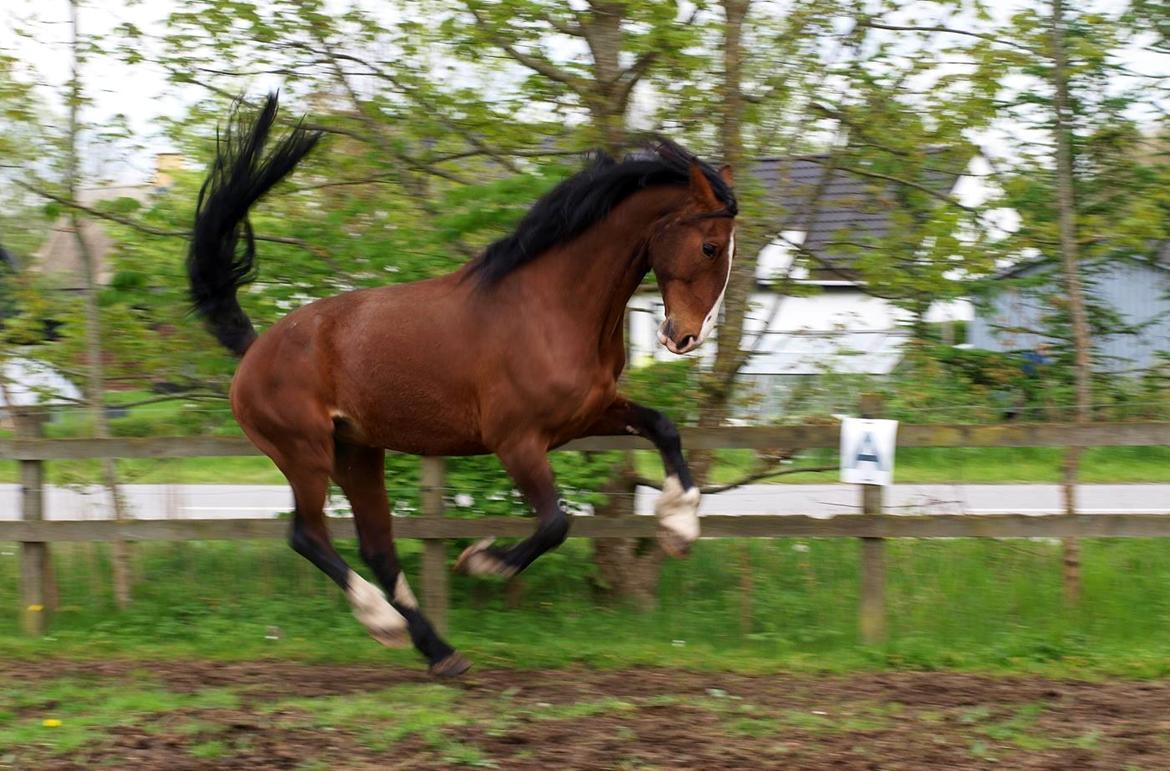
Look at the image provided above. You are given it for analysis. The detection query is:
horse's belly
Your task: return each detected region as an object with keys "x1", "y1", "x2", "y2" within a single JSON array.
[{"x1": 340, "y1": 387, "x2": 489, "y2": 456}]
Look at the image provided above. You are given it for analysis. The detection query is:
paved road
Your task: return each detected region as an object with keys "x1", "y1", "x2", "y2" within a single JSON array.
[{"x1": 2, "y1": 483, "x2": 1169, "y2": 521}]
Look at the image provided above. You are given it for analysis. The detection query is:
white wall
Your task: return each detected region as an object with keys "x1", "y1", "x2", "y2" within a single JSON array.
[{"x1": 629, "y1": 286, "x2": 971, "y2": 375}]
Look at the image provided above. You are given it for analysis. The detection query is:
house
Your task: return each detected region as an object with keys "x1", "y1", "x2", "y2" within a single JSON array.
[
  {"x1": 967, "y1": 247, "x2": 1170, "y2": 375},
  {"x1": 30, "y1": 153, "x2": 182, "y2": 290},
  {"x1": 627, "y1": 152, "x2": 977, "y2": 416},
  {"x1": 0, "y1": 329, "x2": 86, "y2": 427},
  {"x1": 0, "y1": 357, "x2": 82, "y2": 422}
]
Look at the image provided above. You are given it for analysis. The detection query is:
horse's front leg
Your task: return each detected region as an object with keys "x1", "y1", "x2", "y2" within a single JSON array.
[
  {"x1": 455, "y1": 438, "x2": 569, "y2": 578},
  {"x1": 581, "y1": 397, "x2": 700, "y2": 558}
]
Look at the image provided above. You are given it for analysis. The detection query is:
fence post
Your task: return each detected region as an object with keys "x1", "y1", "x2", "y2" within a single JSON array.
[
  {"x1": 1061, "y1": 446, "x2": 1082, "y2": 605},
  {"x1": 420, "y1": 456, "x2": 449, "y2": 636},
  {"x1": 16, "y1": 407, "x2": 50, "y2": 635},
  {"x1": 858, "y1": 393, "x2": 887, "y2": 646}
]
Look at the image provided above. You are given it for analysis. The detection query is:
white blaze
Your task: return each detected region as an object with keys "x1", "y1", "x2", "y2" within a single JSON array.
[{"x1": 697, "y1": 229, "x2": 735, "y2": 345}]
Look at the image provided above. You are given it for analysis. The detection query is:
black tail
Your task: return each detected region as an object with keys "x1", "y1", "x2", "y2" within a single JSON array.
[{"x1": 187, "y1": 93, "x2": 322, "y2": 356}]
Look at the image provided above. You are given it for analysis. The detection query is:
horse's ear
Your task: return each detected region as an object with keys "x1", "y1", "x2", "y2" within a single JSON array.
[
  {"x1": 688, "y1": 163, "x2": 720, "y2": 209},
  {"x1": 719, "y1": 164, "x2": 734, "y2": 186}
]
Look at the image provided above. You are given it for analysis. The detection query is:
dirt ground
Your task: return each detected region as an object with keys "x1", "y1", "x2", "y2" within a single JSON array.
[{"x1": 4, "y1": 659, "x2": 1170, "y2": 770}]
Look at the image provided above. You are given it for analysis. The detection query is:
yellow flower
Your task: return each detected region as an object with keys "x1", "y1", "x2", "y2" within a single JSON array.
[{"x1": 42, "y1": 719, "x2": 61, "y2": 728}]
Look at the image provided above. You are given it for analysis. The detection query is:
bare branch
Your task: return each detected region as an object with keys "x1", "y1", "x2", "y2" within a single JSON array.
[
  {"x1": 806, "y1": 156, "x2": 975, "y2": 212},
  {"x1": 429, "y1": 147, "x2": 582, "y2": 164},
  {"x1": 17, "y1": 181, "x2": 340, "y2": 263},
  {"x1": 17, "y1": 181, "x2": 185, "y2": 238},
  {"x1": 110, "y1": 392, "x2": 228, "y2": 409},
  {"x1": 615, "y1": 51, "x2": 658, "y2": 109},
  {"x1": 467, "y1": 5, "x2": 590, "y2": 94},
  {"x1": 810, "y1": 102, "x2": 972, "y2": 175},
  {"x1": 285, "y1": 172, "x2": 398, "y2": 193},
  {"x1": 632, "y1": 464, "x2": 836, "y2": 493},
  {"x1": 864, "y1": 20, "x2": 1039, "y2": 54},
  {"x1": 298, "y1": 42, "x2": 522, "y2": 176},
  {"x1": 700, "y1": 465, "x2": 837, "y2": 494},
  {"x1": 298, "y1": 120, "x2": 380, "y2": 145},
  {"x1": 546, "y1": 11, "x2": 583, "y2": 37}
]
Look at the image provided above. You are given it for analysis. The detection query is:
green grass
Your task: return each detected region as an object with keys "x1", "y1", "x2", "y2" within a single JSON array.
[
  {"x1": 267, "y1": 684, "x2": 467, "y2": 752},
  {"x1": 189, "y1": 739, "x2": 230, "y2": 760},
  {"x1": 3, "y1": 537, "x2": 1170, "y2": 677},
  {"x1": 0, "y1": 673, "x2": 239, "y2": 755},
  {"x1": 261, "y1": 684, "x2": 503, "y2": 766}
]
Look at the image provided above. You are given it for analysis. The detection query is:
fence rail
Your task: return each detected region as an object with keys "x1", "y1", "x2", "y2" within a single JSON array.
[
  {"x1": 8, "y1": 415, "x2": 1170, "y2": 640},
  {"x1": 3, "y1": 420, "x2": 1170, "y2": 460},
  {"x1": 6, "y1": 513, "x2": 1170, "y2": 543}
]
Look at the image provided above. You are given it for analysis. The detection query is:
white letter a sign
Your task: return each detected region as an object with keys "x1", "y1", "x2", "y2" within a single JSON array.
[{"x1": 840, "y1": 417, "x2": 898, "y2": 486}]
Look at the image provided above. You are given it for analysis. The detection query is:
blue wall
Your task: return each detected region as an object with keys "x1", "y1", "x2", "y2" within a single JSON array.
[{"x1": 968, "y1": 261, "x2": 1170, "y2": 374}]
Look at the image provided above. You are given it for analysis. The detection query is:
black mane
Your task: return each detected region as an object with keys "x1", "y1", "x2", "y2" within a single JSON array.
[{"x1": 470, "y1": 139, "x2": 737, "y2": 283}]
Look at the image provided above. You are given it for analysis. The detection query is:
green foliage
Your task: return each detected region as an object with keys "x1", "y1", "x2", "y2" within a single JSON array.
[
  {"x1": 974, "y1": 0, "x2": 1170, "y2": 383},
  {"x1": 2, "y1": 0, "x2": 1166, "y2": 405},
  {"x1": 435, "y1": 166, "x2": 568, "y2": 247},
  {"x1": 623, "y1": 358, "x2": 701, "y2": 425}
]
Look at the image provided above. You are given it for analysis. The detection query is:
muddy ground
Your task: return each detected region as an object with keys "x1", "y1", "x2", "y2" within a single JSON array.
[{"x1": 3, "y1": 659, "x2": 1170, "y2": 769}]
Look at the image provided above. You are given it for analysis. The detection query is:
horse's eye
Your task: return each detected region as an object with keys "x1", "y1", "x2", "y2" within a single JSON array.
[{"x1": 702, "y1": 242, "x2": 717, "y2": 258}]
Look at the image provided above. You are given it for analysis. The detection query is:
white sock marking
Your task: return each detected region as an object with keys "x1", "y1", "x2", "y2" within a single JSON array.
[
  {"x1": 394, "y1": 573, "x2": 419, "y2": 610},
  {"x1": 346, "y1": 570, "x2": 408, "y2": 643},
  {"x1": 655, "y1": 475, "x2": 700, "y2": 545}
]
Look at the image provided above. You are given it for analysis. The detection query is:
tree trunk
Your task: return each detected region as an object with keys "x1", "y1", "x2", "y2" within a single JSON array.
[
  {"x1": 1051, "y1": 0, "x2": 1088, "y2": 606},
  {"x1": 570, "y1": 1, "x2": 659, "y2": 602},
  {"x1": 701, "y1": 0, "x2": 756, "y2": 636},
  {"x1": 693, "y1": 0, "x2": 753, "y2": 484},
  {"x1": 585, "y1": 0, "x2": 627, "y2": 154},
  {"x1": 590, "y1": 458, "x2": 666, "y2": 611},
  {"x1": 68, "y1": 0, "x2": 132, "y2": 609}
]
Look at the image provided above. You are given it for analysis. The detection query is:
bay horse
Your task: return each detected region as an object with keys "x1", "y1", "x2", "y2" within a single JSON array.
[{"x1": 188, "y1": 94, "x2": 738, "y2": 677}]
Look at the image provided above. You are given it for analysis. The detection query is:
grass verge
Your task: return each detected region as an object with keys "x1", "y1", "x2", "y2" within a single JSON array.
[{"x1": 2, "y1": 537, "x2": 1170, "y2": 678}]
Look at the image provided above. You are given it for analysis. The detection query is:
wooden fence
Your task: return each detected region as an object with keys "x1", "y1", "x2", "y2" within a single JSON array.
[{"x1": 6, "y1": 417, "x2": 1170, "y2": 640}]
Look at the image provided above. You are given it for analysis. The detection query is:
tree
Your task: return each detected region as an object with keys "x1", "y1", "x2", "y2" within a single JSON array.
[
  {"x1": 26, "y1": 0, "x2": 1125, "y2": 613},
  {"x1": 60, "y1": 0, "x2": 136, "y2": 607},
  {"x1": 920, "y1": 0, "x2": 1170, "y2": 601}
]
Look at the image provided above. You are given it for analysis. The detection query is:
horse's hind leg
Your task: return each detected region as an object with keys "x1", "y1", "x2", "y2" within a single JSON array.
[
  {"x1": 332, "y1": 440, "x2": 470, "y2": 677},
  {"x1": 455, "y1": 438, "x2": 569, "y2": 578},
  {"x1": 253, "y1": 430, "x2": 410, "y2": 648}
]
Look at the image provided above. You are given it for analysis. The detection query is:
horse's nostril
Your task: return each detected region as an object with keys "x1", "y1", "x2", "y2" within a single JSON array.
[{"x1": 677, "y1": 335, "x2": 696, "y2": 351}]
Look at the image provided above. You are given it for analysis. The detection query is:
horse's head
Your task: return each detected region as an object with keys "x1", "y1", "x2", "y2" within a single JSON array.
[{"x1": 648, "y1": 163, "x2": 737, "y2": 355}]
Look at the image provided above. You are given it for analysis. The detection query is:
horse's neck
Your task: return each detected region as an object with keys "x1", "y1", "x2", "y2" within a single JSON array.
[{"x1": 532, "y1": 187, "x2": 688, "y2": 348}]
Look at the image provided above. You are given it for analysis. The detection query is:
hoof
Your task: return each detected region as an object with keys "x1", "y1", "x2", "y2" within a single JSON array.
[
  {"x1": 455, "y1": 538, "x2": 518, "y2": 578},
  {"x1": 429, "y1": 652, "x2": 472, "y2": 679},
  {"x1": 657, "y1": 526, "x2": 693, "y2": 559}
]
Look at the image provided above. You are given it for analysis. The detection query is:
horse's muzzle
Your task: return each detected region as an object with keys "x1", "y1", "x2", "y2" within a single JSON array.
[{"x1": 658, "y1": 318, "x2": 701, "y2": 355}]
